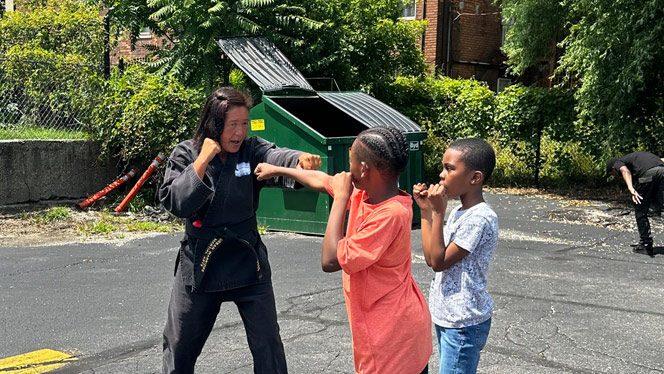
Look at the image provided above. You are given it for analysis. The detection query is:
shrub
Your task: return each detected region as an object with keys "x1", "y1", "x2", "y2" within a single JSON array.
[
  {"x1": 495, "y1": 85, "x2": 576, "y2": 143},
  {"x1": 421, "y1": 130, "x2": 446, "y2": 183},
  {"x1": 494, "y1": 84, "x2": 577, "y2": 186},
  {"x1": 489, "y1": 138, "x2": 533, "y2": 187},
  {"x1": 90, "y1": 66, "x2": 204, "y2": 167},
  {"x1": 376, "y1": 74, "x2": 496, "y2": 141},
  {"x1": 0, "y1": 0, "x2": 106, "y2": 59},
  {"x1": 1, "y1": 47, "x2": 102, "y2": 125},
  {"x1": 379, "y1": 74, "x2": 606, "y2": 188},
  {"x1": 490, "y1": 136, "x2": 603, "y2": 188},
  {"x1": 0, "y1": 0, "x2": 106, "y2": 134}
]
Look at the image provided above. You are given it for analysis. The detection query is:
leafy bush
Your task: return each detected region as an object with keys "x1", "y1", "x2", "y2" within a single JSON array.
[
  {"x1": 538, "y1": 137, "x2": 604, "y2": 187},
  {"x1": 380, "y1": 75, "x2": 496, "y2": 184},
  {"x1": 89, "y1": 66, "x2": 204, "y2": 166},
  {"x1": 494, "y1": 84, "x2": 577, "y2": 186},
  {"x1": 1, "y1": 47, "x2": 103, "y2": 122},
  {"x1": 490, "y1": 136, "x2": 603, "y2": 188},
  {"x1": 495, "y1": 85, "x2": 576, "y2": 143},
  {"x1": 0, "y1": 0, "x2": 106, "y2": 136},
  {"x1": 0, "y1": 0, "x2": 106, "y2": 59},
  {"x1": 377, "y1": 75, "x2": 497, "y2": 141},
  {"x1": 421, "y1": 130, "x2": 447, "y2": 183},
  {"x1": 489, "y1": 138, "x2": 533, "y2": 187},
  {"x1": 380, "y1": 74, "x2": 604, "y2": 188}
]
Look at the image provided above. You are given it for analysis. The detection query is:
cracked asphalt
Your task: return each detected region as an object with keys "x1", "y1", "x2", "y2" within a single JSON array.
[{"x1": 1, "y1": 192, "x2": 663, "y2": 373}]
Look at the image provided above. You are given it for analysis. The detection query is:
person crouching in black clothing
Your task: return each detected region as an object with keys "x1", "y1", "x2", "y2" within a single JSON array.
[{"x1": 607, "y1": 151, "x2": 664, "y2": 257}]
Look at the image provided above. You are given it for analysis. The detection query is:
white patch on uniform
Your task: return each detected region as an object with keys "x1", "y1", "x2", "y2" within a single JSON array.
[{"x1": 235, "y1": 162, "x2": 251, "y2": 177}]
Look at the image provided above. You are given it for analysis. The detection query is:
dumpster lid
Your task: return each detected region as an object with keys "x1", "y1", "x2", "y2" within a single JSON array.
[
  {"x1": 215, "y1": 36, "x2": 315, "y2": 94},
  {"x1": 318, "y1": 92, "x2": 423, "y2": 134}
]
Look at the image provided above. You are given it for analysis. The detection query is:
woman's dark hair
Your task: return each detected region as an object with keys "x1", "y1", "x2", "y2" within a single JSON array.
[
  {"x1": 354, "y1": 126, "x2": 409, "y2": 178},
  {"x1": 193, "y1": 87, "x2": 253, "y2": 149},
  {"x1": 448, "y1": 138, "x2": 496, "y2": 184}
]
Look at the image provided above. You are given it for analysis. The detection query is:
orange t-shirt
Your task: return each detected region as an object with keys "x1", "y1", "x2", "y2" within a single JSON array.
[{"x1": 328, "y1": 182, "x2": 432, "y2": 374}]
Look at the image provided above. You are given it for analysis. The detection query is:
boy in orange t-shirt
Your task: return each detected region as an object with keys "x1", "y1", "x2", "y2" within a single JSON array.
[{"x1": 255, "y1": 127, "x2": 432, "y2": 373}]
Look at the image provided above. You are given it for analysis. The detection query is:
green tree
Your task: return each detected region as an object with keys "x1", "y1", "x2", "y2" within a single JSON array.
[
  {"x1": 109, "y1": 0, "x2": 322, "y2": 90},
  {"x1": 286, "y1": 0, "x2": 427, "y2": 91},
  {"x1": 500, "y1": 0, "x2": 664, "y2": 155},
  {"x1": 495, "y1": 85, "x2": 575, "y2": 187},
  {"x1": 110, "y1": 0, "x2": 426, "y2": 92},
  {"x1": 500, "y1": 0, "x2": 567, "y2": 76}
]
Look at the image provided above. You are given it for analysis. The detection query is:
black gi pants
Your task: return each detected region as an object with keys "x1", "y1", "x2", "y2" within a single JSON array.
[
  {"x1": 162, "y1": 269, "x2": 287, "y2": 374},
  {"x1": 634, "y1": 166, "x2": 664, "y2": 245}
]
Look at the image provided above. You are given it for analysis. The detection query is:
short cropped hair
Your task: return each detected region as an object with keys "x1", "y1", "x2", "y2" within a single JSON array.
[
  {"x1": 606, "y1": 157, "x2": 619, "y2": 175},
  {"x1": 448, "y1": 138, "x2": 496, "y2": 184},
  {"x1": 354, "y1": 126, "x2": 409, "y2": 178}
]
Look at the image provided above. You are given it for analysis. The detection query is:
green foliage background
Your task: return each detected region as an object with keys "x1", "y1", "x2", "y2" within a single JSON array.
[
  {"x1": 108, "y1": 0, "x2": 323, "y2": 90},
  {"x1": 89, "y1": 66, "x2": 203, "y2": 166},
  {"x1": 500, "y1": 0, "x2": 664, "y2": 158},
  {"x1": 3, "y1": 0, "x2": 662, "y2": 192},
  {"x1": 0, "y1": 0, "x2": 105, "y2": 132},
  {"x1": 285, "y1": 0, "x2": 427, "y2": 91},
  {"x1": 379, "y1": 75, "x2": 604, "y2": 187}
]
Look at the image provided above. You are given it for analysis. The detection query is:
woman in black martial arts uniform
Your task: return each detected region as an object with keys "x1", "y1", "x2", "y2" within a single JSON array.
[{"x1": 159, "y1": 87, "x2": 321, "y2": 374}]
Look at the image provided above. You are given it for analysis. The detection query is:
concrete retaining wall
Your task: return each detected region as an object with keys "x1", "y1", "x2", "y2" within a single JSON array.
[{"x1": 0, "y1": 140, "x2": 118, "y2": 205}]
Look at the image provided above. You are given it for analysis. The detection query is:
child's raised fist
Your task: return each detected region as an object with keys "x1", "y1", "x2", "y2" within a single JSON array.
[
  {"x1": 412, "y1": 183, "x2": 432, "y2": 211},
  {"x1": 254, "y1": 163, "x2": 277, "y2": 181},
  {"x1": 428, "y1": 183, "x2": 448, "y2": 213}
]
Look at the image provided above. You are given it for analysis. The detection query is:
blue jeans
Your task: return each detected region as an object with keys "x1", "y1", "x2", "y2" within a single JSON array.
[{"x1": 435, "y1": 318, "x2": 491, "y2": 374}]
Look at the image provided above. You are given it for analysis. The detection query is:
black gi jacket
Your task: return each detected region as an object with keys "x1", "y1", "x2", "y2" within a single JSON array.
[{"x1": 160, "y1": 137, "x2": 302, "y2": 292}]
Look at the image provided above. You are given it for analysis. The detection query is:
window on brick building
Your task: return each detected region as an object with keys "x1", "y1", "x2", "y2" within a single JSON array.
[
  {"x1": 497, "y1": 78, "x2": 512, "y2": 93},
  {"x1": 501, "y1": 18, "x2": 514, "y2": 46},
  {"x1": 3, "y1": 0, "x2": 14, "y2": 12},
  {"x1": 138, "y1": 26, "x2": 151, "y2": 39},
  {"x1": 399, "y1": 0, "x2": 416, "y2": 19}
]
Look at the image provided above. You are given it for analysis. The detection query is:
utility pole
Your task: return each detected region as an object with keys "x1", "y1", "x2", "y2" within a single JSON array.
[{"x1": 103, "y1": 7, "x2": 113, "y2": 79}]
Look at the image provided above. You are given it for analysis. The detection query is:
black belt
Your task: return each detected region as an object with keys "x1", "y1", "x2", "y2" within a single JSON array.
[
  {"x1": 185, "y1": 215, "x2": 257, "y2": 241},
  {"x1": 184, "y1": 216, "x2": 261, "y2": 291}
]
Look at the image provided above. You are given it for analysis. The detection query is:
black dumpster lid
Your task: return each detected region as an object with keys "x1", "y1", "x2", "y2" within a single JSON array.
[
  {"x1": 215, "y1": 36, "x2": 315, "y2": 94},
  {"x1": 318, "y1": 92, "x2": 423, "y2": 134}
]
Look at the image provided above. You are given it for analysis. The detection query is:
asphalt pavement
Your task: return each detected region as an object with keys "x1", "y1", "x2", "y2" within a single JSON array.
[{"x1": 1, "y1": 192, "x2": 663, "y2": 373}]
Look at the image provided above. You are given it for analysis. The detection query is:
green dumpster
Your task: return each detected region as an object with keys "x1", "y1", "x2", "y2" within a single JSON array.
[{"x1": 216, "y1": 36, "x2": 426, "y2": 235}]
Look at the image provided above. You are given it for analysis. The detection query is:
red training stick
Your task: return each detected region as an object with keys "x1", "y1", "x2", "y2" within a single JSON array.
[
  {"x1": 78, "y1": 169, "x2": 137, "y2": 209},
  {"x1": 114, "y1": 152, "x2": 165, "y2": 212}
]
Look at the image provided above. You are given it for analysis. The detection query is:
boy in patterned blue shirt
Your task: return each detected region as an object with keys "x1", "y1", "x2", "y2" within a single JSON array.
[{"x1": 413, "y1": 138, "x2": 498, "y2": 374}]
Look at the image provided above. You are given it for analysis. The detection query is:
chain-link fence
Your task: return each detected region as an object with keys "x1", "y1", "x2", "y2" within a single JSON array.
[{"x1": 0, "y1": 59, "x2": 102, "y2": 140}]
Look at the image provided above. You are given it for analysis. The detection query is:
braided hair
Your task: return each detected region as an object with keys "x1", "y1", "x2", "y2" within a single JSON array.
[
  {"x1": 354, "y1": 126, "x2": 409, "y2": 177},
  {"x1": 193, "y1": 87, "x2": 253, "y2": 150}
]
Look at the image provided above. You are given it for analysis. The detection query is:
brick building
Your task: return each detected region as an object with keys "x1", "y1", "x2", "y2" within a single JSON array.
[
  {"x1": 406, "y1": 0, "x2": 511, "y2": 92},
  {"x1": 110, "y1": 26, "x2": 163, "y2": 65}
]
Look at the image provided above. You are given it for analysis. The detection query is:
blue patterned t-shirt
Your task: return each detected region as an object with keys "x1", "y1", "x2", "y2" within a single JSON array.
[{"x1": 429, "y1": 202, "x2": 498, "y2": 328}]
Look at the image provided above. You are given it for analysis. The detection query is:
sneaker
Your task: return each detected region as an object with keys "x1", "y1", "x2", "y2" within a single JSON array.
[{"x1": 633, "y1": 242, "x2": 654, "y2": 256}]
